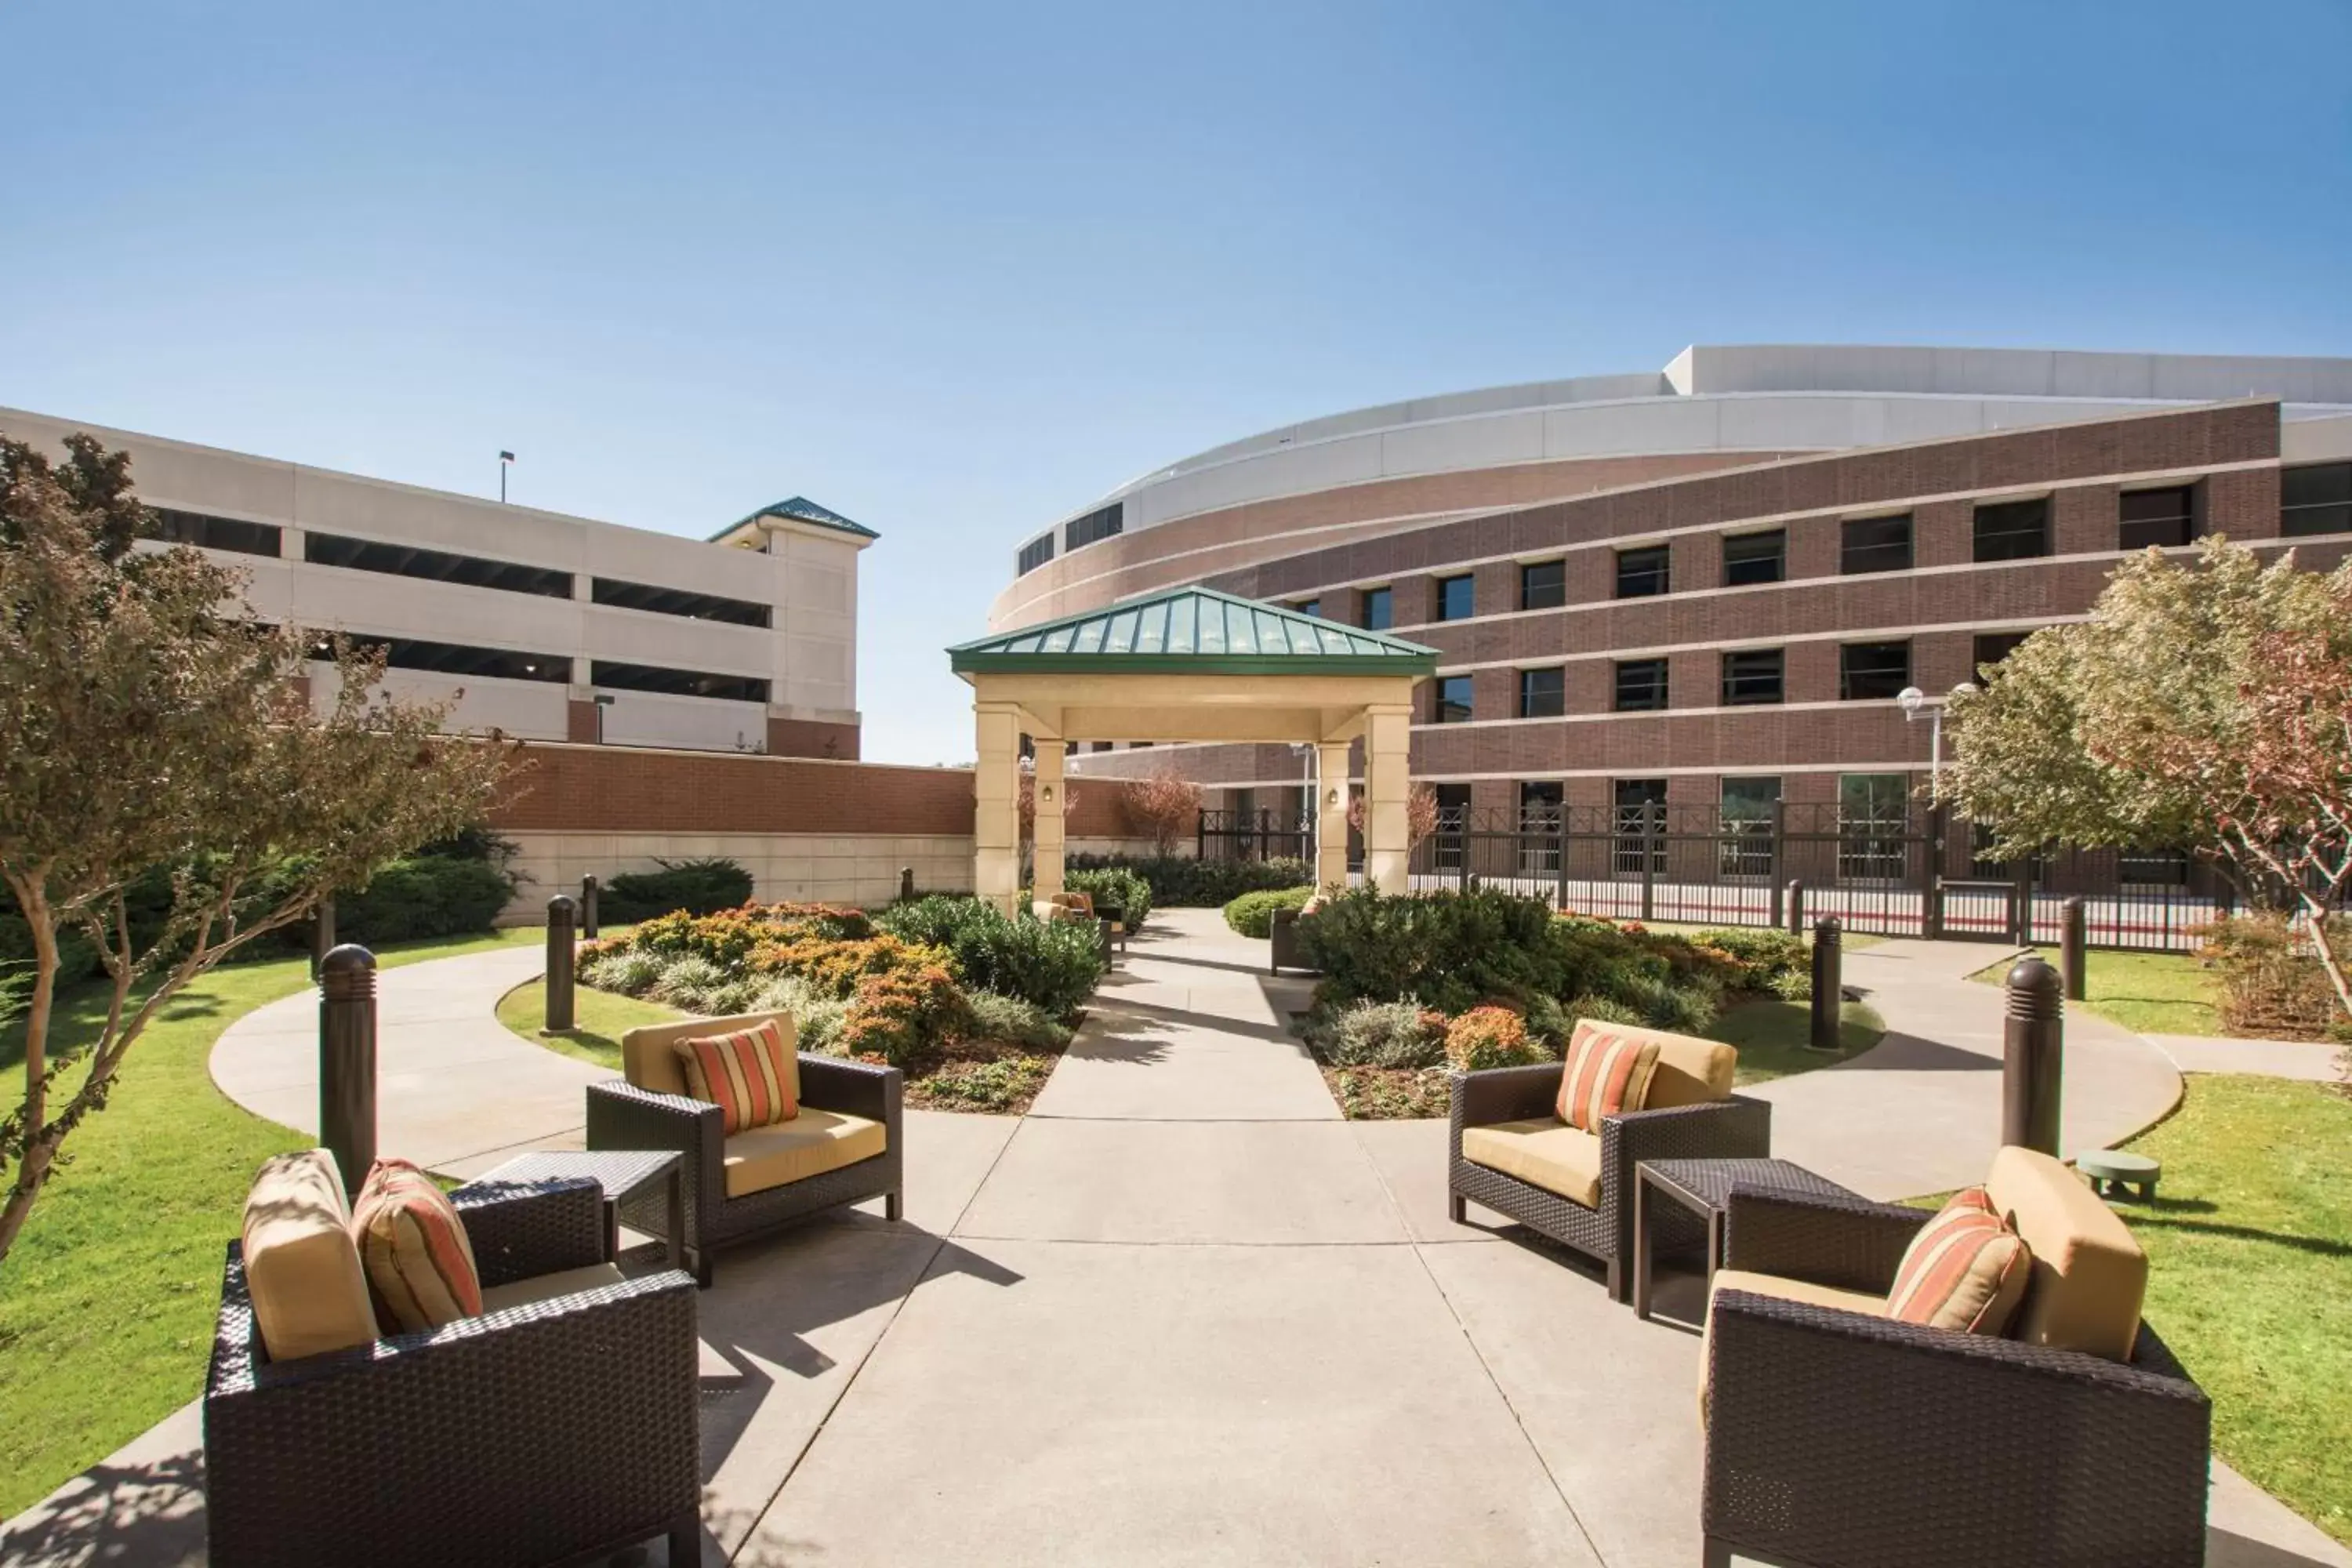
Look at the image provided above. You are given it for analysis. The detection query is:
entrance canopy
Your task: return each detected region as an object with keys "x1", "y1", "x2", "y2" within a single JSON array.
[{"x1": 948, "y1": 587, "x2": 1437, "y2": 911}]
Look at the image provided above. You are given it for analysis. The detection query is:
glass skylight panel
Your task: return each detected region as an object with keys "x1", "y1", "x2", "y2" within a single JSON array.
[
  {"x1": 1168, "y1": 597, "x2": 1198, "y2": 652},
  {"x1": 1103, "y1": 610, "x2": 1139, "y2": 653},
  {"x1": 1040, "y1": 625, "x2": 1076, "y2": 653},
  {"x1": 1196, "y1": 602, "x2": 1227, "y2": 652},
  {"x1": 1134, "y1": 603, "x2": 1167, "y2": 653},
  {"x1": 1072, "y1": 618, "x2": 1108, "y2": 653},
  {"x1": 1225, "y1": 604, "x2": 1258, "y2": 653}
]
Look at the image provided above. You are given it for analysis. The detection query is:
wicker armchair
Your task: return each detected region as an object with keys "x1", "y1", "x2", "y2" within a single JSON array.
[
  {"x1": 1446, "y1": 1030, "x2": 1771, "y2": 1300},
  {"x1": 204, "y1": 1176, "x2": 700, "y2": 1568},
  {"x1": 1703, "y1": 1169, "x2": 2211, "y2": 1568},
  {"x1": 586, "y1": 1011, "x2": 904, "y2": 1286}
]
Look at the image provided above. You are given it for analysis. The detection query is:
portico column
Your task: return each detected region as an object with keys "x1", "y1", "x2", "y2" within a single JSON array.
[
  {"x1": 1363, "y1": 704, "x2": 1414, "y2": 895},
  {"x1": 1315, "y1": 742, "x2": 1351, "y2": 895},
  {"x1": 974, "y1": 701, "x2": 1022, "y2": 914},
  {"x1": 1033, "y1": 741, "x2": 1067, "y2": 903}
]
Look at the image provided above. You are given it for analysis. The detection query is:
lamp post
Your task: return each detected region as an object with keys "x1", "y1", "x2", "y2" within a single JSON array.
[
  {"x1": 1897, "y1": 682, "x2": 1978, "y2": 790},
  {"x1": 499, "y1": 449, "x2": 514, "y2": 503}
]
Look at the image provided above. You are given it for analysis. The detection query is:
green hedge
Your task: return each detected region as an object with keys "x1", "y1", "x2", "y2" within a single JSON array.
[
  {"x1": 600, "y1": 857, "x2": 754, "y2": 923},
  {"x1": 1223, "y1": 886, "x2": 1314, "y2": 938},
  {"x1": 1066, "y1": 866, "x2": 1153, "y2": 927},
  {"x1": 874, "y1": 895, "x2": 1105, "y2": 1015},
  {"x1": 1064, "y1": 853, "x2": 1308, "y2": 908}
]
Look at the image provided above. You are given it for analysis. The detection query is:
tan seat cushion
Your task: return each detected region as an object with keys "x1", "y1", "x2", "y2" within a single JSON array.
[
  {"x1": 1984, "y1": 1145, "x2": 2147, "y2": 1360},
  {"x1": 1610, "y1": 1024, "x2": 1737, "y2": 1109},
  {"x1": 478, "y1": 1262, "x2": 628, "y2": 1316},
  {"x1": 1700, "y1": 1267, "x2": 1886, "y2": 1421},
  {"x1": 622, "y1": 1010, "x2": 799, "y2": 1104},
  {"x1": 1461, "y1": 1117, "x2": 1603, "y2": 1209},
  {"x1": 723, "y1": 1109, "x2": 887, "y2": 1198},
  {"x1": 241, "y1": 1149, "x2": 377, "y2": 1362}
]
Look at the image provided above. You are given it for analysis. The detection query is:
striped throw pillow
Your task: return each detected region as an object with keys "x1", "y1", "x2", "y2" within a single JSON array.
[
  {"x1": 1555, "y1": 1021, "x2": 1662, "y2": 1132},
  {"x1": 351, "y1": 1158, "x2": 482, "y2": 1334},
  {"x1": 671, "y1": 1019, "x2": 799, "y2": 1134},
  {"x1": 1887, "y1": 1187, "x2": 2031, "y2": 1334}
]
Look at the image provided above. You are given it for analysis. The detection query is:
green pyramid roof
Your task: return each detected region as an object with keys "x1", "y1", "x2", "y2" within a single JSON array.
[
  {"x1": 949, "y1": 586, "x2": 1437, "y2": 677},
  {"x1": 710, "y1": 495, "x2": 878, "y2": 542}
]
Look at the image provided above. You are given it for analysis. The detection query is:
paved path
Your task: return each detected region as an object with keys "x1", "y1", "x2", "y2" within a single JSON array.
[
  {"x1": 2150, "y1": 1032, "x2": 2349, "y2": 1083},
  {"x1": 9, "y1": 912, "x2": 2347, "y2": 1567}
]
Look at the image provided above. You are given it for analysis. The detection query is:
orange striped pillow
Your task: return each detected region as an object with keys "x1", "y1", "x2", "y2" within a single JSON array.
[
  {"x1": 1887, "y1": 1187, "x2": 2031, "y2": 1334},
  {"x1": 671, "y1": 1019, "x2": 798, "y2": 1134},
  {"x1": 1555, "y1": 1021, "x2": 1662, "y2": 1132},
  {"x1": 351, "y1": 1158, "x2": 482, "y2": 1334}
]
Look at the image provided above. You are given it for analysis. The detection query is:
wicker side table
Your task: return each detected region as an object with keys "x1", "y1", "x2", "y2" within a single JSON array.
[
  {"x1": 1633, "y1": 1156, "x2": 1863, "y2": 1324},
  {"x1": 474, "y1": 1149, "x2": 687, "y2": 1272}
]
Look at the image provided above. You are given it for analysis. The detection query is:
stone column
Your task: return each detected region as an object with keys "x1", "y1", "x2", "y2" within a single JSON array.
[
  {"x1": 1315, "y1": 742, "x2": 1351, "y2": 894},
  {"x1": 1033, "y1": 741, "x2": 1067, "y2": 903},
  {"x1": 974, "y1": 702, "x2": 1023, "y2": 914},
  {"x1": 1363, "y1": 704, "x2": 1414, "y2": 895}
]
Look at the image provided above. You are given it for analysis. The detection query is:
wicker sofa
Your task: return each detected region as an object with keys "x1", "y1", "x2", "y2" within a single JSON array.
[
  {"x1": 586, "y1": 1010, "x2": 903, "y2": 1285},
  {"x1": 205, "y1": 1163, "x2": 700, "y2": 1568},
  {"x1": 1447, "y1": 1022, "x2": 1770, "y2": 1299},
  {"x1": 1701, "y1": 1145, "x2": 2210, "y2": 1568}
]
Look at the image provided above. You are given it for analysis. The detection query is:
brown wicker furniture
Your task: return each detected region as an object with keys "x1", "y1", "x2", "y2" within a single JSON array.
[
  {"x1": 476, "y1": 1149, "x2": 687, "y2": 1271},
  {"x1": 1702, "y1": 1148, "x2": 2210, "y2": 1568},
  {"x1": 205, "y1": 1172, "x2": 701, "y2": 1568},
  {"x1": 1632, "y1": 1157, "x2": 1860, "y2": 1324},
  {"x1": 1448, "y1": 1024, "x2": 1771, "y2": 1301},
  {"x1": 586, "y1": 1010, "x2": 903, "y2": 1287}
]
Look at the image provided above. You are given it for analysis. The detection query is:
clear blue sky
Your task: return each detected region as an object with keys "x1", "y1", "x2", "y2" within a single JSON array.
[{"x1": 5, "y1": 2, "x2": 2347, "y2": 762}]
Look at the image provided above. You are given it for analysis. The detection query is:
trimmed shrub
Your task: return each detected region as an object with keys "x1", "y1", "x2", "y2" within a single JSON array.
[
  {"x1": 750, "y1": 932, "x2": 949, "y2": 999},
  {"x1": 1064, "y1": 853, "x2": 1309, "y2": 908},
  {"x1": 1443, "y1": 1006, "x2": 1543, "y2": 1072},
  {"x1": 2200, "y1": 914, "x2": 2350, "y2": 1040},
  {"x1": 1308, "y1": 997, "x2": 1448, "y2": 1069},
  {"x1": 1067, "y1": 866, "x2": 1154, "y2": 927},
  {"x1": 875, "y1": 895, "x2": 1104, "y2": 1014},
  {"x1": 633, "y1": 903, "x2": 873, "y2": 967},
  {"x1": 1300, "y1": 886, "x2": 1571, "y2": 1013},
  {"x1": 1690, "y1": 926, "x2": 1809, "y2": 991},
  {"x1": 1224, "y1": 885, "x2": 1315, "y2": 938},
  {"x1": 601, "y1": 857, "x2": 754, "y2": 923},
  {"x1": 1522, "y1": 992, "x2": 1571, "y2": 1052},
  {"x1": 649, "y1": 954, "x2": 730, "y2": 1011},
  {"x1": 963, "y1": 989, "x2": 1073, "y2": 1051},
  {"x1": 748, "y1": 973, "x2": 849, "y2": 1054},
  {"x1": 840, "y1": 963, "x2": 969, "y2": 1069},
  {"x1": 1563, "y1": 993, "x2": 1645, "y2": 1027},
  {"x1": 336, "y1": 855, "x2": 515, "y2": 945},
  {"x1": 580, "y1": 946, "x2": 665, "y2": 995}
]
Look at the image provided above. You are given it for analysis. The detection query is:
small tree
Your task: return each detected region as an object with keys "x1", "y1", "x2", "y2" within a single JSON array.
[
  {"x1": 0, "y1": 436, "x2": 514, "y2": 1271},
  {"x1": 1347, "y1": 781, "x2": 1443, "y2": 848},
  {"x1": 1123, "y1": 766, "x2": 1202, "y2": 856}
]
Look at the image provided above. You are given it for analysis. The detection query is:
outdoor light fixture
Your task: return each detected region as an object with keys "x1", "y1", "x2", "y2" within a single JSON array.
[
  {"x1": 1040, "y1": 782, "x2": 1055, "y2": 804},
  {"x1": 1898, "y1": 683, "x2": 1979, "y2": 789}
]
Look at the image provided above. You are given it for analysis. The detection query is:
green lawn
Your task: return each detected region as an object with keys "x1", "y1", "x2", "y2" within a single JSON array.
[
  {"x1": 1710, "y1": 997, "x2": 1887, "y2": 1084},
  {"x1": 495, "y1": 978, "x2": 686, "y2": 1070},
  {"x1": 1969, "y1": 946, "x2": 2222, "y2": 1036},
  {"x1": 0, "y1": 927, "x2": 535, "y2": 1521}
]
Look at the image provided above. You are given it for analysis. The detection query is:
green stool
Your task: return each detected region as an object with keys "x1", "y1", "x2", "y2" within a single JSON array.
[{"x1": 2077, "y1": 1149, "x2": 2160, "y2": 1203}]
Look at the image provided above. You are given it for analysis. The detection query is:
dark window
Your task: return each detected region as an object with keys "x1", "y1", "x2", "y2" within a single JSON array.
[
  {"x1": 1518, "y1": 667, "x2": 1565, "y2": 718},
  {"x1": 1434, "y1": 675, "x2": 1474, "y2": 724},
  {"x1": 1973, "y1": 631, "x2": 2031, "y2": 677},
  {"x1": 2118, "y1": 487, "x2": 2194, "y2": 551},
  {"x1": 1294, "y1": 597, "x2": 1321, "y2": 619},
  {"x1": 1720, "y1": 648, "x2": 1784, "y2": 706},
  {"x1": 151, "y1": 506, "x2": 282, "y2": 558},
  {"x1": 1063, "y1": 503, "x2": 1123, "y2": 551},
  {"x1": 2282, "y1": 463, "x2": 2352, "y2": 537},
  {"x1": 1520, "y1": 559, "x2": 1566, "y2": 611},
  {"x1": 304, "y1": 532, "x2": 572, "y2": 597},
  {"x1": 312, "y1": 633, "x2": 568, "y2": 684},
  {"x1": 1973, "y1": 498, "x2": 2049, "y2": 561},
  {"x1": 1613, "y1": 658, "x2": 1668, "y2": 712},
  {"x1": 1722, "y1": 528, "x2": 1786, "y2": 586},
  {"x1": 1719, "y1": 776, "x2": 1781, "y2": 878},
  {"x1": 591, "y1": 578, "x2": 770, "y2": 627},
  {"x1": 1612, "y1": 778, "x2": 1667, "y2": 875},
  {"x1": 1360, "y1": 586, "x2": 1393, "y2": 630},
  {"x1": 1842, "y1": 514, "x2": 1912, "y2": 574},
  {"x1": 1434, "y1": 574, "x2": 1475, "y2": 621},
  {"x1": 590, "y1": 660, "x2": 770, "y2": 702},
  {"x1": 1432, "y1": 783, "x2": 1472, "y2": 871},
  {"x1": 1615, "y1": 544, "x2": 1670, "y2": 598},
  {"x1": 1519, "y1": 781, "x2": 1564, "y2": 873},
  {"x1": 1840, "y1": 774, "x2": 1911, "y2": 881},
  {"x1": 1091, "y1": 741, "x2": 1113, "y2": 753},
  {"x1": 1840, "y1": 641, "x2": 1912, "y2": 700},
  {"x1": 1017, "y1": 535, "x2": 1055, "y2": 575}
]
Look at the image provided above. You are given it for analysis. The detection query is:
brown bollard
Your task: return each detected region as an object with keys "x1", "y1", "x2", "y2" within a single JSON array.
[
  {"x1": 544, "y1": 895, "x2": 578, "y2": 1034},
  {"x1": 319, "y1": 944, "x2": 378, "y2": 1200},
  {"x1": 580, "y1": 874, "x2": 600, "y2": 940},
  {"x1": 1785, "y1": 878, "x2": 1806, "y2": 937},
  {"x1": 1808, "y1": 917, "x2": 1842, "y2": 1052},
  {"x1": 2060, "y1": 895, "x2": 2087, "y2": 1003},
  {"x1": 2003, "y1": 956, "x2": 2065, "y2": 1156}
]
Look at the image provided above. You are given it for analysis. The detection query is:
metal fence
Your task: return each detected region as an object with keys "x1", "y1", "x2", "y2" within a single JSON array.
[{"x1": 1196, "y1": 808, "x2": 1312, "y2": 864}]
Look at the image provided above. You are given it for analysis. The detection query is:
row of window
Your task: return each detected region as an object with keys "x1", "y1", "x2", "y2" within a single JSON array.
[
  {"x1": 1431, "y1": 631, "x2": 2033, "y2": 723},
  {"x1": 1298, "y1": 464, "x2": 2352, "y2": 628},
  {"x1": 304, "y1": 634, "x2": 771, "y2": 702}
]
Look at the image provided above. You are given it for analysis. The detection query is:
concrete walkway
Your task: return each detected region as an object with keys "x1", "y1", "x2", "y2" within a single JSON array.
[
  {"x1": 2150, "y1": 1032, "x2": 2349, "y2": 1083},
  {"x1": 9, "y1": 912, "x2": 2347, "y2": 1567}
]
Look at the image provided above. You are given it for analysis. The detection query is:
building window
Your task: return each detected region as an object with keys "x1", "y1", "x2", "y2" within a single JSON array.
[
  {"x1": 1973, "y1": 498, "x2": 2050, "y2": 561},
  {"x1": 2281, "y1": 462, "x2": 2352, "y2": 537},
  {"x1": 1519, "y1": 781, "x2": 1564, "y2": 874},
  {"x1": 1432, "y1": 783, "x2": 1472, "y2": 871},
  {"x1": 1838, "y1": 774, "x2": 1911, "y2": 881},
  {"x1": 590, "y1": 578, "x2": 771, "y2": 628},
  {"x1": 1519, "y1": 667, "x2": 1565, "y2": 718},
  {"x1": 1090, "y1": 741, "x2": 1113, "y2": 752},
  {"x1": 1842, "y1": 514, "x2": 1912, "y2": 574},
  {"x1": 1615, "y1": 544, "x2": 1671, "y2": 598},
  {"x1": 1614, "y1": 658, "x2": 1668, "y2": 712},
  {"x1": 1973, "y1": 630, "x2": 2031, "y2": 678},
  {"x1": 1722, "y1": 528, "x2": 1785, "y2": 586},
  {"x1": 590, "y1": 660, "x2": 771, "y2": 702},
  {"x1": 1017, "y1": 535, "x2": 1055, "y2": 575},
  {"x1": 1294, "y1": 597, "x2": 1322, "y2": 619},
  {"x1": 314, "y1": 633, "x2": 568, "y2": 684},
  {"x1": 1433, "y1": 574, "x2": 1475, "y2": 621},
  {"x1": 1360, "y1": 586, "x2": 1393, "y2": 630},
  {"x1": 1520, "y1": 559, "x2": 1566, "y2": 611},
  {"x1": 1063, "y1": 503, "x2": 1123, "y2": 551},
  {"x1": 1719, "y1": 776, "x2": 1780, "y2": 879},
  {"x1": 304, "y1": 532, "x2": 573, "y2": 598},
  {"x1": 1612, "y1": 779, "x2": 1667, "y2": 876},
  {"x1": 151, "y1": 506, "x2": 282, "y2": 558},
  {"x1": 2118, "y1": 486, "x2": 2194, "y2": 551},
  {"x1": 1434, "y1": 675, "x2": 1474, "y2": 724},
  {"x1": 1720, "y1": 648, "x2": 1784, "y2": 706},
  {"x1": 1840, "y1": 641, "x2": 1911, "y2": 700}
]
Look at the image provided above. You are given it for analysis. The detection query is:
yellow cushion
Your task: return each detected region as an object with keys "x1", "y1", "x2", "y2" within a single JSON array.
[
  {"x1": 1983, "y1": 1145, "x2": 2147, "y2": 1360},
  {"x1": 478, "y1": 1262, "x2": 627, "y2": 1316},
  {"x1": 1461, "y1": 1117, "x2": 1603, "y2": 1209},
  {"x1": 622, "y1": 1010, "x2": 800, "y2": 1105},
  {"x1": 1700, "y1": 1267, "x2": 1887, "y2": 1421},
  {"x1": 241, "y1": 1149, "x2": 377, "y2": 1362},
  {"x1": 722, "y1": 1109, "x2": 887, "y2": 1198}
]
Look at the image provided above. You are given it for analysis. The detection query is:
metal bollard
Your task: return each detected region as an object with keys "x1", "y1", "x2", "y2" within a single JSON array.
[
  {"x1": 899, "y1": 866, "x2": 916, "y2": 902},
  {"x1": 580, "y1": 874, "x2": 599, "y2": 940},
  {"x1": 1808, "y1": 917, "x2": 1842, "y2": 1051},
  {"x1": 544, "y1": 895, "x2": 578, "y2": 1035},
  {"x1": 318, "y1": 944, "x2": 378, "y2": 1200},
  {"x1": 2003, "y1": 956, "x2": 2065, "y2": 1156},
  {"x1": 2060, "y1": 895, "x2": 2087, "y2": 1003},
  {"x1": 1785, "y1": 879, "x2": 1806, "y2": 937},
  {"x1": 309, "y1": 894, "x2": 336, "y2": 981}
]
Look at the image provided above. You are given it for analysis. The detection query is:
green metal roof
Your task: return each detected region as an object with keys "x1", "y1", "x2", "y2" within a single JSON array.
[
  {"x1": 710, "y1": 495, "x2": 878, "y2": 543},
  {"x1": 949, "y1": 586, "x2": 1438, "y2": 677}
]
